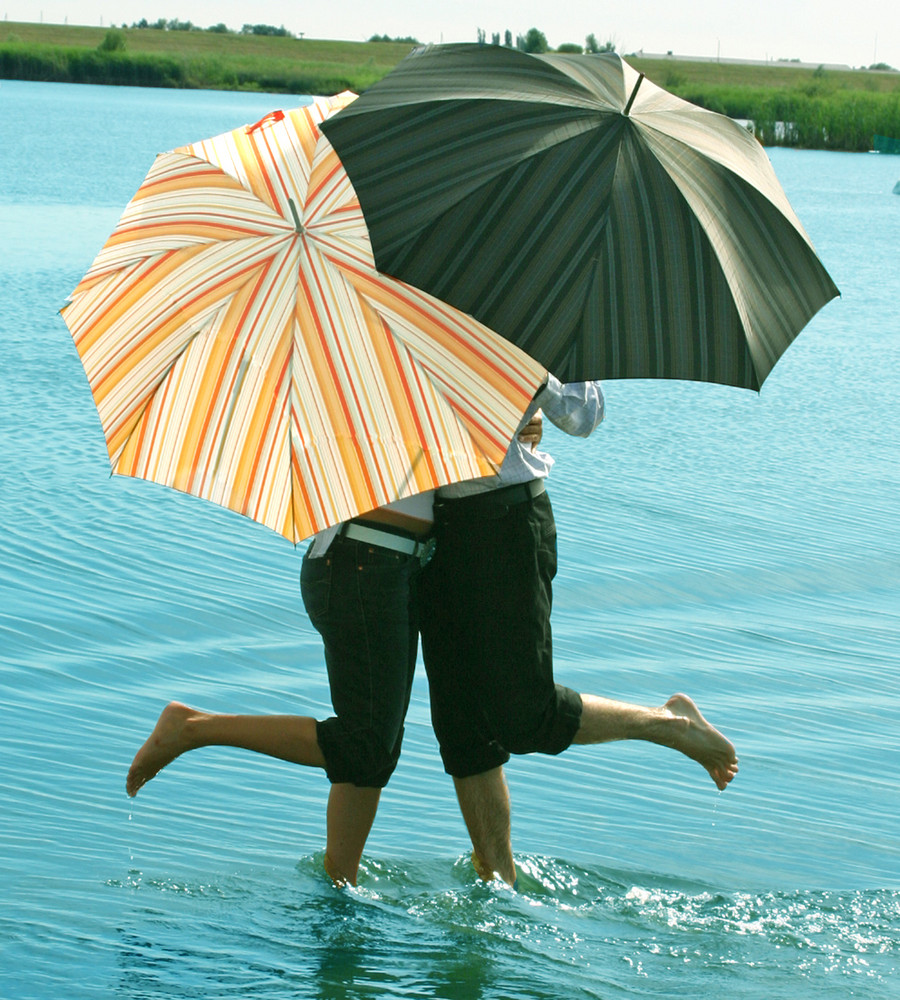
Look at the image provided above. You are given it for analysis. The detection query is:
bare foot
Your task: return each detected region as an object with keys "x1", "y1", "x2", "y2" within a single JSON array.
[
  {"x1": 323, "y1": 852, "x2": 354, "y2": 888},
  {"x1": 664, "y1": 694, "x2": 739, "y2": 791},
  {"x1": 126, "y1": 702, "x2": 197, "y2": 797}
]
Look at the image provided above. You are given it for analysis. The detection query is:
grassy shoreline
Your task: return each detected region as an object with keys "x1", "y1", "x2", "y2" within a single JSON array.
[
  {"x1": 1, "y1": 22, "x2": 413, "y2": 92},
  {"x1": 3, "y1": 21, "x2": 899, "y2": 150}
]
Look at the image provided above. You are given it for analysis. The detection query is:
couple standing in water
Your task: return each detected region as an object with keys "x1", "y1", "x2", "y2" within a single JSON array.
[{"x1": 127, "y1": 375, "x2": 738, "y2": 887}]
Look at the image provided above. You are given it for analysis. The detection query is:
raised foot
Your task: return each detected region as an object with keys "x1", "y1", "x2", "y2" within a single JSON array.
[
  {"x1": 665, "y1": 693, "x2": 739, "y2": 791},
  {"x1": 126, "y1": 701, "x2": 195, "y2": 797}
]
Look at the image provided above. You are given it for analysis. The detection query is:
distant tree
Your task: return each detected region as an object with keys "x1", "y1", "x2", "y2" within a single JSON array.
[
  {"x1": 98, "y1": 28, "x2": 127, "y2": 52},
  {"x1": 521, "y1": 27, "x2": 549, "y2": 53},
  {"x1": 207, "y1": 23, "x2": 229, "y2": 33},
  {"x1": 504, "y1": 29, "x2": 513, "y2": 47},
  {"x1": 586, "y1": 34, "x2": 617, "y2": 53},
  {"x1": 492, "y1": 32, "x2": 501, "y2": 46},
  {"x1": 368, "y1": 33, "x2": 420, "y2": 43},
  {"x1": 477, "y1": 27, "x2": 486, "y2": 45},
  {"x1": 557, "y1": 43, "x2": 583, "y2": 54},
  {"x1": 242, "y1": 23, "x2": 293, "y2": 37}
]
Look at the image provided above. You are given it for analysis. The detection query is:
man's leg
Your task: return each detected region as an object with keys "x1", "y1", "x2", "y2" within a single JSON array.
[
  {"x1": 573, "y1": 692, "x2": 739, "y2": 790},
  {"x1": 452, "y1": 766, "x2": 517, "y2": 886},
  {"x1": 421, "y1": 490, "x2": 563, "y2": 885},
  {"x1": 126, "y1": 701, "x2": 325, "y2": 797}
]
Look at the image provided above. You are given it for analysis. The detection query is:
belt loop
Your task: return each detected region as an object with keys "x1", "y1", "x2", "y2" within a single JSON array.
[{"x1": 418, "y1": 536, "x2": 437, "y2": 567}]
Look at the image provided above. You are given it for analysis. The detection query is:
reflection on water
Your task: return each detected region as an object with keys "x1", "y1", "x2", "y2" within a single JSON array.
[
  {"x1": 102, "y1": 857, "x2": 900, "y2": 1000},
  {"x1": 1, "y1": 81, "x2": 899, "y2": 999}
]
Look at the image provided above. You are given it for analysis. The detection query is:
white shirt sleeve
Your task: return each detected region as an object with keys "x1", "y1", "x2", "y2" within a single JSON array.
[
  {"x1": 535, "y1": 373, "x2": 605, "y2": 438},
  {"x1": 434, "y1": 374, "x2": 605, "y2": 499}
]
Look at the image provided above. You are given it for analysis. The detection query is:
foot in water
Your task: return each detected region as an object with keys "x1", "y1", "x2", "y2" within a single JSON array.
[
  {"x1": 664, "y1": 693, "x2": 739, "y2": 790},
  {"x1": 126, "y1": 702, "x2": 196, "y2": 797}
]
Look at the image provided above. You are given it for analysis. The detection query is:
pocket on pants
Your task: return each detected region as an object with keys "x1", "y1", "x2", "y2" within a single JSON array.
[{"x1": 300, "y1": 551, "x2": 332, "y2": 623}]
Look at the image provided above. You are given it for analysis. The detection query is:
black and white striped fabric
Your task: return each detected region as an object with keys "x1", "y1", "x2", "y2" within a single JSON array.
[{"x1": 323, "y1": 45, "x2": 839, "y2": 390}]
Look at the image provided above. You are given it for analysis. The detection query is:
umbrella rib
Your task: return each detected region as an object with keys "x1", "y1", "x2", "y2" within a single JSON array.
[
  {"x1": 622, "y1": 73, "x2": 645, "y2": 116},
  {"x1": 288, "y1": 197, "x2": 304, "y2": 233},
  {"x1": 107, "y1": 305, "x2": 227, "y2": 468},
  {"x1": 394, "y1": 446, "x2": 427, "y2": 498},
  {"x1": 210, "y1": 356, "x2": 251, "y2": 479}
]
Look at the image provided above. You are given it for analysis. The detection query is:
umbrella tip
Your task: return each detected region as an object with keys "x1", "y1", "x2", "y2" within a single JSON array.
[
  {"x1": 623, "y1": 73, "x2": 645, "y2": 116},
  {"x1": 288, "y1": 197, "x2": 304, "y2": 234}
]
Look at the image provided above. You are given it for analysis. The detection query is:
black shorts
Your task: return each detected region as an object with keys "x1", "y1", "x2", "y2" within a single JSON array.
[
  {"x1": 419, "y1": 486, "x2": 582, "y2": 778},
  {"x1": 301, "y1": 535, "x2": 421, "y2": 787}
]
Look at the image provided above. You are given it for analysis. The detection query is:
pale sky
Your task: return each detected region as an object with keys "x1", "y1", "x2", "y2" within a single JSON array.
[{"x1": 4, "y1": 1, "x2": 898, "y2": 70}]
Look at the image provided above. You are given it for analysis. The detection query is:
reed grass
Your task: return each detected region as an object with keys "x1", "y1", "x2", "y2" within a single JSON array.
[{"x1": 662, "y1": 82, "x2": 900, "y2": 151}]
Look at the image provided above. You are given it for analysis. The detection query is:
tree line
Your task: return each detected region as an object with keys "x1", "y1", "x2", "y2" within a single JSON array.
[
  {"x1": 119, "y1": 20, "x2": 615, "y2": 54},
  {"x1": 128, "y1": 18, "x2": 293, "y2": 36},
  {"x1": 474, "y1": 27, "x2": 616, "y2": 54}
]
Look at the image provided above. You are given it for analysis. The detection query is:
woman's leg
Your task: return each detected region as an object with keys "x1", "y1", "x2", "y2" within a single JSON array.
[
  {"x1": 127, "y1": 538, "x2": 421, "y2": 886},
  {"x1": 304, "y1": 539, "x2": 421, "y2": 884},
  {"x1": 126, "y1": 703, "x2": 388, "y2": 886},
  {"x1": 126, "y1": 701, "x2": 325, "y2": 797},
  {"x1": 323, "y1": 784, "x2": 382, "y2": 885}
]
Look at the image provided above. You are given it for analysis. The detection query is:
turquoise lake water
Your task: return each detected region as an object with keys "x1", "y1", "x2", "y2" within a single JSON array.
[{"x1": 1, "y1": 79, "x2": 898, "y2": 998}]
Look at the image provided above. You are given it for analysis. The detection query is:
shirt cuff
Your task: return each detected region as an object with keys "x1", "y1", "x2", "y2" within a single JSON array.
[{"x1": 535, "y1": 371, "x2": 563, "y2": 407}]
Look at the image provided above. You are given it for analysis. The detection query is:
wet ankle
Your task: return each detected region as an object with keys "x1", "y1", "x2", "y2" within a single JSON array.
[
  {"x1": 471, "y1": 850, "x2": 495, "y2": 882},
  {"x1": 323, "y1": 852, "x2": 353, "y2": 886}
]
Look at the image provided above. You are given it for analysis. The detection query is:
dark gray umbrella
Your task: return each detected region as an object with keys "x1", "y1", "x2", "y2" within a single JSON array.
[{"x1": 322, "y1": 44, "x2": 839, "y2": 390}]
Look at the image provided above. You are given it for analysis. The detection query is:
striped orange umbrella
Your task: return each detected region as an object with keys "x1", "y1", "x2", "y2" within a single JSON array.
[{"x1": 62, "y1": 94, "x2": 546, "y2": 543}]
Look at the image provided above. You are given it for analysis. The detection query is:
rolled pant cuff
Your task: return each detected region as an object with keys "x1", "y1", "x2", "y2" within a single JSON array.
[{"x1": 440, "y1": 741, "x2": 511, "y2": 779}]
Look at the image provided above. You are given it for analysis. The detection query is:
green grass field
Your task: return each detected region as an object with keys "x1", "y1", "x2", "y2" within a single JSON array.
[
  {"x1": 1, "y1": 23, "x2": 409, "y2": 79},
  {"x1": 2, "y1": 21, "x2": 898, "y2": 149},
  {"x1": 629, "y1": 56, "x2": 899, "y2": 95},
  {"x1": 0, "y1": 21, "x2": 414, "y2": 92},
  {"x1": 0, "y1": 20, "x2": 419, "y2": 64}
]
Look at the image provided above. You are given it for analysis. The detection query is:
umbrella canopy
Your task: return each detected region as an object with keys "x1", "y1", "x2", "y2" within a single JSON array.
[
  {"x1": 62, "y1": 93, "x2": 546, "y2": 543},
  {"x1": 322, "y1": 46, "x2": 839, "y2": 390}
]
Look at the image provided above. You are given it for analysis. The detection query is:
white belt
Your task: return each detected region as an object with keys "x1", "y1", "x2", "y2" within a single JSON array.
[{"x1": 342, "y1": 522, "x2": 431, "y2": 558}]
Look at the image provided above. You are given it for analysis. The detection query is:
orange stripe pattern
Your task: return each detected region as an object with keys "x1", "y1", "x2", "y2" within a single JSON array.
[{"x1": 63, "y1": 93, "x2": 547, "y2": 542}]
